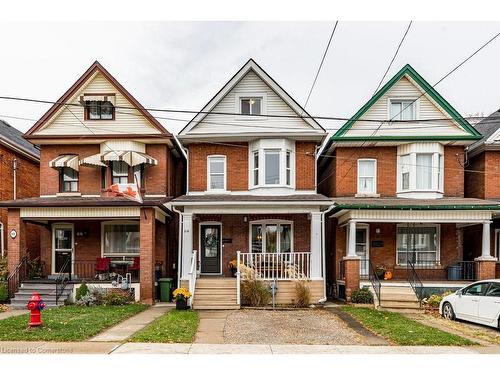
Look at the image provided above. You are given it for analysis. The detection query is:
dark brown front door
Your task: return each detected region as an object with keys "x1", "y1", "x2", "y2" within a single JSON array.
[{"x1": 200, "y1": 225, "x2": 221, "y2": 274}]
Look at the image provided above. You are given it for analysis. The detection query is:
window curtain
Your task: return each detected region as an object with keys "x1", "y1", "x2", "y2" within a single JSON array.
[{"x1": 416, "y1": 154, "x2": 432, "y2": 189}]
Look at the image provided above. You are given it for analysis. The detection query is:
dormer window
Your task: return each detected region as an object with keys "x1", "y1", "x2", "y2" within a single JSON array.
[
  {"x1": 389, "y1": 99, "x2": 415, "y2": 120},
  {"x1": 240, "y1": 97, "x2": 262, "y2": 115},
  {"x1": 86, "y1": 100, "x2": 114, "y2": 120}
]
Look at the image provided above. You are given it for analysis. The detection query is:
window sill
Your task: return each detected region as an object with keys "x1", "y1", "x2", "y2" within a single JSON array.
[
  {"x1": 57, "y1": 192, "x2": 81, "y2": 197},
  {"x1": 355, "y1": 193, "x2": 380, "y2": 198},
  {"x1": 205, "y1": 189, "x2": 230, "y2": 194}
]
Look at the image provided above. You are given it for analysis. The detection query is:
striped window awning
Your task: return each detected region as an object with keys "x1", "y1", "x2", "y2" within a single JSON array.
[
  {"x1": 49, "y1": 154, "x2": 79, "y2": 171},
  {"x1": 80, "y1": 150, "x2": 158, "y2": 167}
]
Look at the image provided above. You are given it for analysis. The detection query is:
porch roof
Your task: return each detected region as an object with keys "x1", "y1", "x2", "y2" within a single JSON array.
[
  {"x1": 331, "y1": 197, "x2": 500, "y2": 212},
  {"x1": 0, "y1": 196, "x2": 172, "y2": 212},
  {"x1": 172, "y1": 193, "x2": 332, "y2": 205}
]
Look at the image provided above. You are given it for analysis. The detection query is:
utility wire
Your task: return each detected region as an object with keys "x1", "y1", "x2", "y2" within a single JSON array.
[
  {"x1": 302, "y1": 21, "x2": 339, "y2": 113},
  {"x1": 373, "y1": 21, "x2": 412, "y2": 96}
]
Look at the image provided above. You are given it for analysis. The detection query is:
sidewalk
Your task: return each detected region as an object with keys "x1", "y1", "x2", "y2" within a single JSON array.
[
  {"x1": 89, "y1": 303, "x2": 173, "y2": 342},
  {"x1": 0, "y1": 341, "x2": 496, "y2": 354}
]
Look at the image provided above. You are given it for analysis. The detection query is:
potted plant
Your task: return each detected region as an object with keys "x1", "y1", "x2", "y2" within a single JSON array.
[
  {"x1": 228, "y1": 259, "x2": 238, "y2": 277},
  {"x1": 172, "y1": 287, "x2": 192, "y2": 310},
  {"x1": 375, "y1": 265, "x2": 386, "y2": 279}
]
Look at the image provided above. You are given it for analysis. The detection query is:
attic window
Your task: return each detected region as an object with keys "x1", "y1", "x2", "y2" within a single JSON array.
[
  {"x1": 241, "y1": 97, "x2": 262, "y2": 115},
  {"x1": 86, "y1": 100, "x2": 115, "y2": 120},
  {"x1": 389, "y1": 99, "x2": 415, "y2": 121}
]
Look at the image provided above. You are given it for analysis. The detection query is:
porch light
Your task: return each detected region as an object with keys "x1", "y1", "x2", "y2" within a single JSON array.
[
  {"x1": 376, "y1": 228, "x2": 381, "y2": 234},
  {"x1": 243, "y1": 216, "x2": 248, "y2": 222}
]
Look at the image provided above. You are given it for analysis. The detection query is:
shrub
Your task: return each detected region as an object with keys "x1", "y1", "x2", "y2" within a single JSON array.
[
  {"x1": 75, "y1": 283, "x2": 89, "y2": 301},
  {"x1": 351, "y1": 287, "x2": 374, "y2": 304},
  {"x1": 101, "y1": 289, "x2": 130, "y2": 306},
  {"x1": 423, "y1": 291, "x2": 453, "y2": 309},
  {"x1": 0, "y1": 282, "x2": 8, "y2": 302},
  {"x1": 294, "y1": 280, "x2": 311, "y2": 307},
  {"x1": 241, "y1": 279, "x2": 271, "y2": 306},
  {"x1": 0, "y1": 257, "x2": 8, "y2": 281},
  {"x1": 75, "y1": 292, "x2": 97, "y2": 306}
]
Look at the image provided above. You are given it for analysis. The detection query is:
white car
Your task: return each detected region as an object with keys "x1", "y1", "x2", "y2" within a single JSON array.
[{"x1": 439, "y1": 279, "x2": 500, "y2": 329}]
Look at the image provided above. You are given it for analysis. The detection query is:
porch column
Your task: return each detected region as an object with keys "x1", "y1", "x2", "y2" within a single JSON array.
[
  {"x1": 181, "y1": 213, "x2": 193, "y2": 280},
  {"x1": 140, "y1": 207, "x2": 155, "y2": 304},
  {"x1": 310, "y1": 212, "x2": 322, "y2": 279},
  {"x1": 344, "y1": 220, "x2": 360, "y2": 301},
  {"x1": 7, "y1": 208, "x2": 26, "y2": 274},
  {"x1": 475, "y1": 220, "x2": 497, "y2": 280}
]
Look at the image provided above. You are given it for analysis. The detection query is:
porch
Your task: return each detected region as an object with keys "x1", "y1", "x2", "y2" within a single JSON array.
[{"x1": 2, "y1": 197, "x2": 173, "y2": 304}]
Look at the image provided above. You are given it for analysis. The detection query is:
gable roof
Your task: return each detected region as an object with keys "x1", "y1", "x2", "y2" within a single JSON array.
[
  {"x1": 468, "y1": 109, "x2": 500, "y2": 155},
  {"x1": 0, "y1": 119, "x2": 39, "y2": 161},
  {"x1": 326, "y1": 64, "x2": 481, "y2": 149},
  {"x1": 179, "y1": 58, "x2": 325, "y2": 139},
  {"x1": 25, "y1": 61, "x2": 172, "y2": 139}
]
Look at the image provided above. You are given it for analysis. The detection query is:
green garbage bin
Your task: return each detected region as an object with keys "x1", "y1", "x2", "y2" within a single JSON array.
[{"x1": 158, "y1": 278, "x2": 173, "y2": 302}]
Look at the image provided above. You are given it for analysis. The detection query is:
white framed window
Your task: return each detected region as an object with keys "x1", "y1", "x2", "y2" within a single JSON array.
[
  {"x1": 285, "y1": 151, "x2": 291, "y2": 186},
  {"x1": 253, "y1": 151, "x2": 259, "y2": 186},
  {"x1": 400, "y1": 154, "x2": 410, "y2": 190},
  {"x1": 112, "y1": 161, "x2": 129, "y2": 184},
  {"x1": 60, "y1": 167, "x2": 78, "y2": 192},
  {"x1": 396, "y1": 224, "x2": 440, "y2": 267},
  {"x1": 416, "y1": 153, "x2": 433, "y2": 190},
  {"x1": 240, "y1": 97, "x2": 262, "y2": 115},
  {"x1": 102, "y1": 221, "x2": 140, "y2": 257},
  {"x1": 207, "y1": 155, "x2": 226, "y2": 191},
  {"x1": 250, "y1": 221, "x2": 293, "y2": 253},
  {"x1": 264, "y1": 149, "x2": 280, "y2": 185},
  {"x1": 389, "y1": 99, "x2": 416, "y2": 120},
  {"x1": 357, "y1": 159, "x2": 376, "y2": 195}
]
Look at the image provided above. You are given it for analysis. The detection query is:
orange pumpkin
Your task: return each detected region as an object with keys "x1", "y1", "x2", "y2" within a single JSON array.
[{"x1": 384, "y1": 271, "x2": 393, "y2": 280}]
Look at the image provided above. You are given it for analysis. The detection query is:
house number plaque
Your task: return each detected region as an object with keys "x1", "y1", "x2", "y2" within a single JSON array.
[{"x1": 10, "y1": 229, "x2": 17, "y2": 239}]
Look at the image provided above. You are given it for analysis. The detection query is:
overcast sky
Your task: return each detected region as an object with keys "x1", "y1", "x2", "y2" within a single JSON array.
[{"x1": 1, "y1": 21, "x2": 500, "y2": 136}]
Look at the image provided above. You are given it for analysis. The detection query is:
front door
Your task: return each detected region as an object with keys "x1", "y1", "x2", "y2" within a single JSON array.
[
  {"x1": 355, "y1": 226, "x2": 369, "y2": 277},
  {"x1": 200, "y1": 225, "x2": 221, "y2": 274},
  {"x1": 53, "y1": 224, "x2": 74, "y2": 274}
]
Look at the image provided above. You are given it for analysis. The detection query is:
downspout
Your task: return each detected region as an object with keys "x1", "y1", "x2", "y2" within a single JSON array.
[
  {"x1": 319, "y1": 203, "x2": 336, "y2": 303},
  {"x1": 0, "y1": 222, "x2": 4, "y2": 258},
  {"x1": 13, "y1": 158, "x2": 17, "y2": 200},
  {"x1": 170, "y1": 204, "x2": 183, "y2": 288}
]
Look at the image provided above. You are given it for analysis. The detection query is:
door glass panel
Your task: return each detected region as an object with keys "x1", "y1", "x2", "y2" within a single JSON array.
[
  {"x1": 265, "y1": 225, "x2": 277, "y2": 253},
  {"x1": 55, "y1": 228, "x2": 72, "y2": 250},
  {"x1": 203, "y1": 227, "x2": 219, "y2": 258},
  {"x1": 251, "y1": 225, "x2": 263, "y2": 253},
  {"x1": 280, "y1": 224, "x2": 291, "y2": 253}
]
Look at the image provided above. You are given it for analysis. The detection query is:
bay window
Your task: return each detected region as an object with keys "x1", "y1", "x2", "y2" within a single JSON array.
[
  {"x1": 207, "y1": 155, "x2": 226, "y2": 191},
  {"x1": 102, "y1": 222, "x2": 140, "y2": 256},
  {"x1": 397, "y1": 225, "x2": 440, "y2": 266},
  {"x1": 264, "y1": 150, "x2": 280, "y2": 185},
  {"x1": 249, "y1": 139, "x2": 295, "y2": 189},
  {"x1": 416, "y1": 154, "x2": 432, "y2": 189},
  {"x1": 250, "y1": 222, "x2": 292, "y2": 253},
  {"x1": 357, "y1": 159, "x2": 376, "y2": 195},
  {"x1": 253, "y1": 151, "x2": 259, "y2": 185}
]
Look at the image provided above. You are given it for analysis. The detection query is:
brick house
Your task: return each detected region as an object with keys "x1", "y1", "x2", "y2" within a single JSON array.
[
  {"x1": 0, "y1": 119, "x2": 40, "y2": 259},
  {"x1": 1, "y1": 61, "x2": 185, "y2": 305},
  {"x1": 464, "y1": 111, "x2": 500, "y2": 278},
  {"x1": 172, "y1": 59, "x2": 332, "y2": 309},
  {"x1": 318, "y1": 64, "x2": 500, "y2": 304}
]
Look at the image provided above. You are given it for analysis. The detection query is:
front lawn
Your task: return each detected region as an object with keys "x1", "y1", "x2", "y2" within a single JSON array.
[
  {"x1": 130, "y1": 309, "x2": 199, "y2": 343},
  {"x1": 0, "y1": 304, "x2": 148, "y2": 341},
  {"x1": 342, "y1": 306, "x2": 476, "y2": 346}
]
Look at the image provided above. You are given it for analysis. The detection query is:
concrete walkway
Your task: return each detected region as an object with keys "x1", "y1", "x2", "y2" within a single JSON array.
[
  {"x1": 89, "y1": 304, "x2": 173, "y2": 342},
  {"x1": 0, "y1": 341, "x2": 496, "y2": 354},
  {"x1": 0, "y1": 309, "x2": 27, "y2": 321},
  {"x1": 194, "y1": 310, "x2": 232, "y2": 344}
]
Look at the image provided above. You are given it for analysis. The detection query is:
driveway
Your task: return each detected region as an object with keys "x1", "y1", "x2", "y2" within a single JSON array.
[{"x1": 223, "y1": 308, "x2": 386, "y2": 345}]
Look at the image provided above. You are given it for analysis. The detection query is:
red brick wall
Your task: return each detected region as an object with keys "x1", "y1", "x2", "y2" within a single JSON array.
[
  {"x1": 484, "y1": 151, "x2": 500, "y2": 199},
  {"x1": 444, "y1": 146, "x2": 465, "y2": 197},
  {"x1": 465, "y1": 153, "x2": 485, "y2": 199},
  {"x1": 188, "y1": 143, "x2": 248, "y2": 192},
  {"x1": 319, "y1": 145, "x2": 465, "y2": 198},
  {"x1": 295, "y1": 141, "x2": 316, "y2": 190},
  {"x1": 192, "y1": 214, "x2": 310, "y2": 277}
]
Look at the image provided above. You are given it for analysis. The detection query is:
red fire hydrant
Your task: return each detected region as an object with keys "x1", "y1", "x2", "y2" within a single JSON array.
[{"x1": 26, "y1": 292, "x2": 46, "y2": 328}]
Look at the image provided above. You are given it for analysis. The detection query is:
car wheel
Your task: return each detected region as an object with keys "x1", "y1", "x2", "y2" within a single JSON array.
[{"x1": 442, "y1": 302, "x2": 455, "y2": 320}]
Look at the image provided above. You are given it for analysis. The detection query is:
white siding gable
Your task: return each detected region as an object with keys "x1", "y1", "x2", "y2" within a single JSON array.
[
  {"x1": 33, "y1": 72, "x2": 161, "y2": 136},
  {"x1": 343, "y1": 75, "x2": 470, "y2": 138}
]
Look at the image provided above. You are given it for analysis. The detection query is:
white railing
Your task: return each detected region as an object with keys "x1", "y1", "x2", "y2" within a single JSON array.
[
  {"x1": 239, "y1": 252, "x2": 311, "y2": 280},
  {"x1": 236, "y1": 251, "x2": 241, "y2": 305},
  {"x1": 188, "y1": 250, "x2": 197, "y2": 307}
]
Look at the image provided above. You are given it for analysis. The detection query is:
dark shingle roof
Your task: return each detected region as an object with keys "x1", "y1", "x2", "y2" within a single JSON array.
[
  {"x1": 471, "y1": 110, "x2": 500, "y2": 147},
  {"x1": 0, "y1": 120, "x2": 40, "y2": 159}
]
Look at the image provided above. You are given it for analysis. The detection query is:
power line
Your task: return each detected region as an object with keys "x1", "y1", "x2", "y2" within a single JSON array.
[
  {"x1": 302, "y1": 21, "x2": 339, "y2": 113},
  {"x1": 373, "y1": 21, "x2": 412, "y2": 96}
]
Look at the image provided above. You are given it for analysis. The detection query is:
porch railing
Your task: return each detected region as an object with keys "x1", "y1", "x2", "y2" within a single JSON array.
[
  {"x1": 367, "y1": 260, "x2": 381, "y2": 306},
  {"x1": 453, "y1": 261, "x2": 476, "y2": 281},
  {"x1": 55, "y1": 255, "x2": 71, "y2": 305},
  {"x1": 338, "y1": 259, "x2": 345, "y2": 280},
  {"x1": 407, "y1": 259, "x2": 424, "y2": 304},
  {"x1": 6, "y1": 254, "x2": 29, "y2": 298},
  {"x1": 239, "y1": 252, "x2": 310, "y2": 280},
  {"x1": 188, "y1": 251, "x2": 197, "y2": 307}
]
